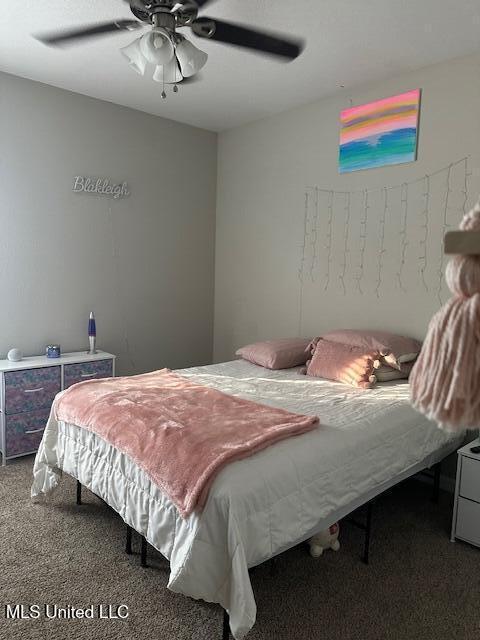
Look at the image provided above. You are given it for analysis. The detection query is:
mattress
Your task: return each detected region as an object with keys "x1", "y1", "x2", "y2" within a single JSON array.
[{"x1": 31, "y1": 360, "x2": 463, "y2": 639}]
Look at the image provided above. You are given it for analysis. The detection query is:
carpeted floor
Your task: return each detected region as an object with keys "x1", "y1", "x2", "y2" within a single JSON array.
[{"x1": 0, "y1": 457, "x2": 479, "y2": 640}]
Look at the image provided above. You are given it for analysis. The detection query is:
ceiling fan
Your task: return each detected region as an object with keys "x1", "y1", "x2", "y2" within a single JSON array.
[{"x1": 36, "y1": 1, "x2": 305, "y2": 98}]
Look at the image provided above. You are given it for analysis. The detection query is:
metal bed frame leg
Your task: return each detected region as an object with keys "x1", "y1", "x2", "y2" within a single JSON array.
[
  {"x1": 76, "y1": 480, "x2": 82, "y2": 506},
  {"x1": 269, "y1": 557, "x2": 278, "y2": 577},
  {"x1": 432, "y1": 462, "x2": 441, "y2": 504},
  {"x1": 222, "y1": 610, "x2": 230, "y2": 640},
  {"x1": 141, "y1": 536, "x2": 148, "y2": 568},
  {"x1": 346, "y1": 499, "x2": 375, "y2": 564},
  {"x1": 363, "y1": 501, "x2": 373, "y2": 565},
  {"x1": 125, "y1": 525, "x2": 133, "y2": 555}
]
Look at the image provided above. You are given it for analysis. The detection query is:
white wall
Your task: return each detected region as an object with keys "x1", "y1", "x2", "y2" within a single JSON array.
[
  {"x1": 214, "y1": 53, "x2": 480, "y2": 362},
  {"x1": 0, "y1": 72, "x2": 217, "y2": 375}
]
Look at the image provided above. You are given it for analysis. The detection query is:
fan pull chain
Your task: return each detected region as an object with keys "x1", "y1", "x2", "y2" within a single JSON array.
[
  {"x1": 173, "y1": 61, "x2": 179, "y2": 93},
  {"x1": 161, "y1": 65, "x2": 166, "y2": 99}
]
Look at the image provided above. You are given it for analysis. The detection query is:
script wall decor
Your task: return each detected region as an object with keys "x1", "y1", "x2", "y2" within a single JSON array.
[{"x1": 72, "y1": 176, "x2": 130, "y2": 199}]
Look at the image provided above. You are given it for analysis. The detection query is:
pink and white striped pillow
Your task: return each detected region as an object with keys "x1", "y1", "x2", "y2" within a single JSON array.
[
  {"x1": 305, "y1": 339, "x2": 380, "y2": 388},
  {"x1": 321, "y1": 330, "x2": 421, "y2": 370}
]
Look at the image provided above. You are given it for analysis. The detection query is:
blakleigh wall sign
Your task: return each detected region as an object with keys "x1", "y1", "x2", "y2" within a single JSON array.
[{"x1": 72, "y1": 176, "x2": 130, "y2": 199}]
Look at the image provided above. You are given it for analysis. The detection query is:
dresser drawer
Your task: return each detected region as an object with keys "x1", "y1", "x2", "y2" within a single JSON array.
[
  {"x1": 5, "y1": 409, "x2": 50, "y2": 457},
  {"x1": 64, "y1": 359, "x2": 113, "y2": 388},
  {"x1": 4, "y1": 367, "x2": 61, "y2": 415},
  {"x1": 460, "y1": 457, "x2": 480, "y2": 503},
  {"x1": 456, "y1": 497, "x2": 480, "y2": 547}
]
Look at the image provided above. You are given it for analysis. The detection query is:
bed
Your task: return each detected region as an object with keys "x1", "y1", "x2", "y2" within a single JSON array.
[{"x1": 31, "y1": 359, "x2": 463, "y2": 639}]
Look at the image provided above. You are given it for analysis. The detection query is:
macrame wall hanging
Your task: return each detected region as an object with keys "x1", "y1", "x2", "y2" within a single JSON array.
[
  {"x1": 298, "y1": 157, "x2": 472, "y2": 332},
  {"x1": 410, "y1": 201, "x2": 480, "y2": 432}
]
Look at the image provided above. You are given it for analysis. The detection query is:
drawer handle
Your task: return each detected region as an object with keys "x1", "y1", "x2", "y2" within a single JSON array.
[
  {"x1": 25, "y1": 428, "x2": 45, "y2": 434},
  {"x1": 24, "y1": 387, "x2": 45, "y2": 394},
  {"x1": 81, "y1": 373, "x2": 98, "y2": 378}
]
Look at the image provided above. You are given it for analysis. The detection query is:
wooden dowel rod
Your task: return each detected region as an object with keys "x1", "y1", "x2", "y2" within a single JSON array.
[{"x1": 444, "y1": 230, "x2": 480, "y2": 255}]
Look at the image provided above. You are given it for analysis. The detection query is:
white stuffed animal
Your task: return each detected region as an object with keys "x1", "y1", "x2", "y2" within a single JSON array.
[{"x1": 309, "y1": 522, "x2": 340, "y2": 557}]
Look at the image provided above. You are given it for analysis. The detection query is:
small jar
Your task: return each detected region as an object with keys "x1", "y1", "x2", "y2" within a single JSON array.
[{"x1": 46, "y1": 345, "x2": 61, "y2": 359}]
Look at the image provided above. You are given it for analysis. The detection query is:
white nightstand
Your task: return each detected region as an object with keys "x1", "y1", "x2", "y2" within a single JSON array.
[{"x1": 451, "y1": 438, "x2": 480, "y2": 548}]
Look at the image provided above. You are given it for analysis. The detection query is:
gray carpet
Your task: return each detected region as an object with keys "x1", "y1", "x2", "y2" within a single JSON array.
[{"x1": 0, "y1": 457, "x2": 479, "y2": 640}]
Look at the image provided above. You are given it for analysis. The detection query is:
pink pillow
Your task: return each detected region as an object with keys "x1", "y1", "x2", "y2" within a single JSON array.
[
  {"x1": 305, "y1": 339, "x2": 380, "y2": 388},
  {"x1": 322, "y1": 330, "x2": 421, "y2": 370},
  {"x1": 375, "y1": 361, "x2": 414, "y2": 382},
  {"x1": 236, "y1": 338, "x2": 311, "y2": 370}
]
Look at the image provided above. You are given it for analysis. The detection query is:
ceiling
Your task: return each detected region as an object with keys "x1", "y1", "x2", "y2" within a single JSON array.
[{"x1": 1, "y1": 1, "x2": 480, "y2": 132}]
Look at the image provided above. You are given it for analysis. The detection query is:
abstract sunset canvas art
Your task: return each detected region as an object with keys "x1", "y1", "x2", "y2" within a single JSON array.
[{"x1": 339, "y1": 89, "x2": 421, "y2": 173}]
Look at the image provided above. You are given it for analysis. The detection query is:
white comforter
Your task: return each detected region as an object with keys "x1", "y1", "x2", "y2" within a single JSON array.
[{"x1": 31, "y1": 360, "x2": 462, "y2": 639}]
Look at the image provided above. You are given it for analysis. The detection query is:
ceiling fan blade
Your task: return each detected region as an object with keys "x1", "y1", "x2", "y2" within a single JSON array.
[
  {"x1": 36, "y1": 19, "x2": 142, "y2": 46},
  {"x1": 128, "y1": 0, "x2": 151, "y2": 23},
  {"x1": 170, "y1": 1, "x2": 215, "y2": 15},
  {"x1": 127, "y1": 0, "x2": 147, "y2": 8},
  {"x1": 191, "y1": 17, "x2": 304, "y2": 60}
]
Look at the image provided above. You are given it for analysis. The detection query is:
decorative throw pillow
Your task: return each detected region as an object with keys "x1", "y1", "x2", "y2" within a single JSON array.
[
  {"x1": 322, "y1": 330, "x2": 422, "y2": 370},
  {"x1": 305, "y1": 339, "x2": 380, "y2": 388},
  {"x1": 236, "y1": 338, "x2": 312, "y2": 370},
  {"x1": 375, "y1": 361, "x2": 415, "y2": 382}
]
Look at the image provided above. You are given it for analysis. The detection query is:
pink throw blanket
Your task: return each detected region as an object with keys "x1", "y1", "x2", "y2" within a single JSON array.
[{"x1": 55, "y1": 369, "x2": 318, "y2": 517}]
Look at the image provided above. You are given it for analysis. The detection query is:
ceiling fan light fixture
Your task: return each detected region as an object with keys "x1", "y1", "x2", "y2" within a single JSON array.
[
  {"x1": 153, "y1": 58, "x2": 183, "y2": 85},
  {"x1": 175, "y1": 37, "x2": 208, "y2": 78},
  {"x1": 120, "y1": 37, "x2": 146, "y2": 75},
  {"x1": 140, "y1": 28, "x2": 174, "y2": 65},
  {"x1": 42, "y1": 0, "x2": 305, "y2": 101}
]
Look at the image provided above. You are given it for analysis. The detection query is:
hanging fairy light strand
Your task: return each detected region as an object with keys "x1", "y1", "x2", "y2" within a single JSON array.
[
  {"x1": 396, "y1": 183, "x2": 409, "y2": 293},
  {"x1": 309, "y1": 187, "x2": 320, "y2": 281},
  {"x1": 375, "y1": 187, "x2": 388, "y2": 298},
  {"x1": 339, "y1": 191, "x2": 351, "y2": 295},
  {"x1": 297, "y1": 191, "x2": 310, "y2": 335},
  {"x1": 419, "y1": 175, "x2": 430, "y2": 292},
  {"x1": 462, "y1": 157, "x2": 470, "y2": 216},
  {"x1": 324, "y1": 190, "x2": 334, "y2": 291},
  {"x1": 298, "y1": 191, "x2": 309, "y2": 285},
  {"x1": 355, "y1": 189, "x2": 369, "y2": 294},
  {"x1": 436, "y1": 164, "x2": 452, "y2": 304}
]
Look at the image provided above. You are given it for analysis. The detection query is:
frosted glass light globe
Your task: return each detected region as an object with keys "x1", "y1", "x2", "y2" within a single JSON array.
[{"x1": 140, "y1": 29, "x2": 174, "y2": 65}]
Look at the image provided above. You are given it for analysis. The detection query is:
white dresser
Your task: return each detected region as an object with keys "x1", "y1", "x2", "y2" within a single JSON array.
[
  {"x1": 0, "y1": 351, "x2": 115, "y2": 466},
  {"x1": 451, "y1": 439, "x2": 480, "y2": 548}
]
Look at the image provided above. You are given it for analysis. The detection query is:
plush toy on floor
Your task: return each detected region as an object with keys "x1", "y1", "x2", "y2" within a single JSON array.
[{"x1": 309, "y1": 523, "x2": 340, "y2": 557}]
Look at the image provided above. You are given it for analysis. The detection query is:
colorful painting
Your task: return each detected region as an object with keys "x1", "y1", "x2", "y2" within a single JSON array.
[{"x1": 339, "y1": 89, "x2": 421, "y2": 173}]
